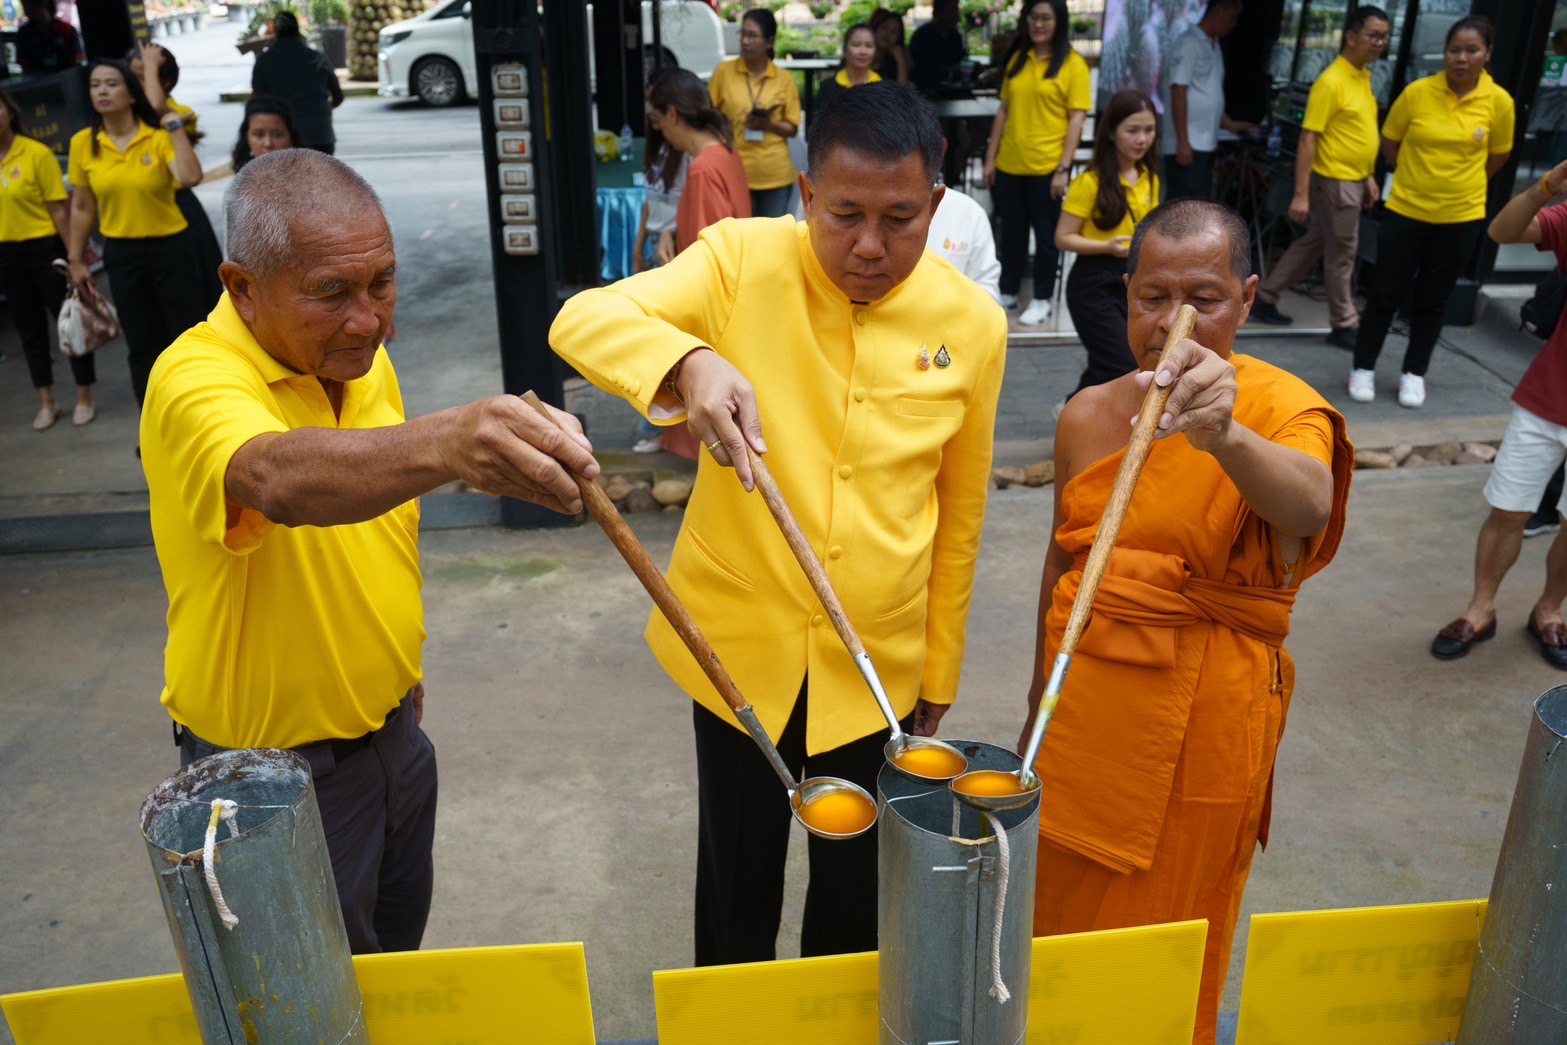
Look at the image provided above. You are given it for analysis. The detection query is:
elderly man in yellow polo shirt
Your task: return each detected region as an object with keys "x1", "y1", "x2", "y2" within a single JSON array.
[
  {"x1": 140, "y1": 150, "x2": 600, "y2": 954},
  {"x1": 553, "y1": 83, "x2": 1007, "y2": 966},
  {"x1": 1250, "y1": 5, "x2": 1388, "y2": 348}
]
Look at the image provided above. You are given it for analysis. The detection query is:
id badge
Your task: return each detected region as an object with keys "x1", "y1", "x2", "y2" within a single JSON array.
[{"x1": 745, "y1": 127, "x2": 765, "y2": 142}]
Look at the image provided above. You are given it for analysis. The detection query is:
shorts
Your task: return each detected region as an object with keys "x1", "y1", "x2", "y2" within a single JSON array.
[{"x1": 1483, "y1": 404, "x2": 1567, "y2": 514}]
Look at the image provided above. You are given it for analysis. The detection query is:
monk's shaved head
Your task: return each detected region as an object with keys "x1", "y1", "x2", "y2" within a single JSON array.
[
  {"x1": 225, "y1": 150, "x2": 387, "y2": 279},
  {"x1": 1128, "y1": 199, "x2": 1252, "y2": 281}
]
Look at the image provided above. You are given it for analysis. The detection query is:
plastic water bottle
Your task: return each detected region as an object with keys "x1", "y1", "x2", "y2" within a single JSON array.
[
  {"x1": 619, "y1": 123, "x2": 633, "y2": 163},
  {"x1": 1266, "y1": 122, "x2": 1282, "y2": 159}
]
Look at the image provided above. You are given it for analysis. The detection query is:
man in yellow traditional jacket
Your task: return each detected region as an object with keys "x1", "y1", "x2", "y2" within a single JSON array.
[
  {"x1": 552, "y1": 83, "x2": 1007, "y2": 964},
  {"x1": 1022, "y1": 199, "x2": 1353, "y2": 1044}
]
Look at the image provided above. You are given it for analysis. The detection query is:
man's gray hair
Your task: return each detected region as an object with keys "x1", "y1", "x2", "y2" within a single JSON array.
[{"x1": 225, "y1": 150, "x2": 386, "y2": 279}]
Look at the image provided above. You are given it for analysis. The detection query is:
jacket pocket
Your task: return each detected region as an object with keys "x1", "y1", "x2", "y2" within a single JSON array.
[
  {"x1": 895, "y1": 397, "x2": 963, "y2": 418},
  {"x1": 687, "y1": 529, "x2": 756, "y2": 591}
]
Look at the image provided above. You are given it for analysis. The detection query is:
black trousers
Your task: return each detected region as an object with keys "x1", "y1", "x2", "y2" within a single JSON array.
[
  {"x1": 0, "y1": 234, "x2": 92, "y2": 390},
  {"x1": 1164, "y1": 150, "x2": 1216, "y2": 201},
  {"x1": 103, "y1": 229, "x2": 214, "y2": 407},
  {"x1": 692, "y1": 684, "x2": 905, "y2": 965},
  {"x1": 1354, "y1": 211, "x2": 1485, "y2": 377},
  {"x1": 174, "y1": 188, "x2": 225, "y2": 310},
  {"x1": 993, "y1": 169, "x2": 1062, "y2": 298},
  {"x1": 177, "y1": 693, "x2": 439, "y2": 954},
  {"x1": 1065, "y1": 253, "x2": 1135, "y2": 397}
]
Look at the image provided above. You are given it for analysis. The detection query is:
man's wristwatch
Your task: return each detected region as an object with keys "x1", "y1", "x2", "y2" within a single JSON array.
[{"x1": 164, "y1": 118, "x2": 185, "y2": 132}]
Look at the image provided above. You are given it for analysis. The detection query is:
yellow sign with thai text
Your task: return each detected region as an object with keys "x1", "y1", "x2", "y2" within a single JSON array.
[
  {"x1": 1236, "y1": 899, "x2": 1488, "y2": 1044},
  {"x1": 0, "y1": 943, "x2": 596, "y2": 1045}
]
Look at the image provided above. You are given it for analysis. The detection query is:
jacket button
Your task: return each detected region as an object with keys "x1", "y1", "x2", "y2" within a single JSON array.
[
  {"x1": 811, "y1": 614, "x2": 824, "y2": 626},
  {"x1": 853, "y1": 388, "x2": 867, "y2": 402},
  {"x1": 838, "y1": 465, "x2": 853, "y2": 479},
  {"x1": 829, "y1": 546, "x2": 843, "y2": 559},
  {"x1": 853, "y1": 309, "x2": 867, "y2": 325}
]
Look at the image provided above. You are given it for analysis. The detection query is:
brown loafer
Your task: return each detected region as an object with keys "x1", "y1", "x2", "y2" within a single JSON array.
[
  {"x1": 1527, "y1": 618, "x2": 1567, "y2": 670},
  {"x1": 1431, "y1": 617, "x2": 1497, "y2": 660}
]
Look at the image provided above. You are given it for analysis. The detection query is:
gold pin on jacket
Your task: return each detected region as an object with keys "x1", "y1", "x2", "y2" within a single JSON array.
[
  {"x1": 934, "y1": 345, "x2": 951, "y2": 368},
  {"x1": 916, "y1": 345, "x2": 931, "y2": 370}
]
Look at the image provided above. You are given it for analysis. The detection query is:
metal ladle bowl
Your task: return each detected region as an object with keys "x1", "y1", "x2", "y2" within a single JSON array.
[
  {"x1": 948, "y1": 769, "x2": 1043, "y2": 814},
  {"x1": 883, "y1": 725, "x2": 969, "y2": 784},
  {"x1": 789, "y1": 776, "x2": 879, "y2": 840}
]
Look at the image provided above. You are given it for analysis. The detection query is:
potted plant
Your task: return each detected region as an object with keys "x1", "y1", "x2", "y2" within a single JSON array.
[
  {"x1": 310, "y1": 0, "x2": 350, "y2": 68},
  {"x1": 237, "y1": 0, "x2": 296, "y2": 54}
]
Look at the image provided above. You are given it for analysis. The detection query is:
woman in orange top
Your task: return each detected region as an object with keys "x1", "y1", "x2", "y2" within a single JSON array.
[
  {"x1": 646, "y1": 66, "x2": 752, "y2": 459},
  {"x1": 648, "y1": 67, "x2": 752, "y2": 253}
]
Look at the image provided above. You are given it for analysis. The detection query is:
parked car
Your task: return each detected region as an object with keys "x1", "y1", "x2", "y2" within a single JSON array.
[{"x1": 378, "y1": 0, "x2": 728, "y2": 107}]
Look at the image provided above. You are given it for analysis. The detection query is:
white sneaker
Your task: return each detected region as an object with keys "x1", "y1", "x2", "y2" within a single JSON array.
[
  {"x1": 1347, "y1": 369, "x2": 1375, "y2": 403},
  {"x1": 631, "y1": 436, "x2": 663, "y2": 454},
  {"x1": 1398, "y1": 372, "x2": 1426, "y2": 409},
  {"x1": 1018, "y1": 299, "x2": 1054, "y2": 326},
  {"x1": 1000, "y1": 293, "x2": 1018, "y2": 309}
]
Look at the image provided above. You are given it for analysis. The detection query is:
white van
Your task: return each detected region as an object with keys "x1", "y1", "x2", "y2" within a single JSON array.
[{"x1": 378, "y1": 0, "x2": 729, "y2": 107}]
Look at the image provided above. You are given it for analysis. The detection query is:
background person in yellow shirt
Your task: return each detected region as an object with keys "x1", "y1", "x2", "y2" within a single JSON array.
[
  {"x1": 983, "y1": 0, "x2": 1090, "y2": 325},
  {"x1": 552, "y1": 83, "x2": 1006, "y2": 966},
  {"x1": 708, "y1": 9, "x2": 800, "y2": 218},
  {"x1": 143, "y1": 150, "x2": 600, "y2": 953},
  {"x1": 65, "y1": 59, "x2": 205, "y2": 416},
  {"x1": 1055, "y1": 89, "x2": 1159, "y2": 402},
  {"x1": 815, "y1": 22, "x2": 880, "y2": 110},
  {"x1": 0, "y1": 87, "x2": 94, "y2": 431},
  {"x1": 1250, "y1": 5, "x2": 1388, "y2": 349},
  {"x1": 1350, "y1": 15, "x2": 1513, "y2": 408}
]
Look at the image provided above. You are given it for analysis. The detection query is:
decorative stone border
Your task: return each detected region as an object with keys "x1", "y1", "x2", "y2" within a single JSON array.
[{"x1": 1355, "y1": 441, "x2": 1499, "y2": 470}]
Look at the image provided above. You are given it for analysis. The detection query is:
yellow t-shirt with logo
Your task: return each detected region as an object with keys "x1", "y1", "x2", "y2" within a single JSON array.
[
  {"x1": 996, "y1": 48, "x2": 1091, "y2": 176},
  {"x1": 141, "y1": 294, "x2": 425, "y2": 750},
  {"x1": 66, "y1": 123, "x2": 187, "y2": 238},
  {"x1": 1302, "y1": 55, "x2": 1379, "y2": 182},
  {"x1": 1062, "y1": 167, "x2": 1159, "y2": 243},
  {"x1": 0, "y1": 134, "x2": 66, "y2": 242},
  {"x1": 1383, "y1": 70, "x2": 1514, "y2": 224},
  {"x1": 708, "y1": 57, "x2": 803, "y2": 191}
]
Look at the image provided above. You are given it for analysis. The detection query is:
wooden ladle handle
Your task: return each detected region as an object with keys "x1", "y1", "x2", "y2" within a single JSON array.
[
  {"x1": 520, "y1": 392, "x2": 750, "y2": 715},
  {"x1": 745, "y1": 447, "x2": 868, "y2": 659},
  {"x1": 1057, "y1": 304, "x2": 1199, "y2": 659}
]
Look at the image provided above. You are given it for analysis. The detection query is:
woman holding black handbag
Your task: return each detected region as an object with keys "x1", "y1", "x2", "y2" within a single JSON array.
[{"x1": 0, "y1": 87, "x2": 94, "y2": 430}]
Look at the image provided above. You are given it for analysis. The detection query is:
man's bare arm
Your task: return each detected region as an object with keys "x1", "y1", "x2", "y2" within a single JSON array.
[
  {"x1": 226, "y1": 396, "x2": 599, "y2": 525},
  {"x1": 1142, "y1": 340, "x2": 1333, "y2": 537},
  {"x1": 1491, "y1": 157, "x2": 1567, "y2": 245}
]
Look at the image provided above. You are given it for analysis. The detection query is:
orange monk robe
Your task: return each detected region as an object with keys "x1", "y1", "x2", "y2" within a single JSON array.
[{"x1": 1030, "y1": 354, "x2": 1353, "y2": 1045}]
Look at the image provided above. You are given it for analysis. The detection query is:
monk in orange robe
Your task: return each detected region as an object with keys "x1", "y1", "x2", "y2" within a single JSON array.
[{"x1": 1023, "y1": 199, "x2": 1354, "y2": 1045}]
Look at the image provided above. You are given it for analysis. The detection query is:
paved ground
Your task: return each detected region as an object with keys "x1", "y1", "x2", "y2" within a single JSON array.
[{"x1": 3, "y1": 19, "x2": 1566, "y2": 1044}]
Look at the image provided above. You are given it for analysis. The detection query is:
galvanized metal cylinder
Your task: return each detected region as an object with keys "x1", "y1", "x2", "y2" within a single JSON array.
[
  {"x1": 878, "y1": 740, "x2": 1040, "y2": 1045},
  {"x1": 140, "y1": 748, "x2": 369, "y2": 1044},
  {"x1": 1458, "y1": 685, "x2": 1567, "y2": 1043}
]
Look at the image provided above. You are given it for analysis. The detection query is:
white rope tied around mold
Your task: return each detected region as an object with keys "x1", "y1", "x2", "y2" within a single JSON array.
[
  {"x1": 203, "y1": 799, "x2": 241, "y2": 931},
  {"x1": 983, "y1": 811, "x2": 1012, "y2": 1004}
]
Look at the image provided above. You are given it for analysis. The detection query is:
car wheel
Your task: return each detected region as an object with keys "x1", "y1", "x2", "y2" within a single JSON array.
[{"x1": 412, "y1": 57, "x2": 465, "y2": 107}]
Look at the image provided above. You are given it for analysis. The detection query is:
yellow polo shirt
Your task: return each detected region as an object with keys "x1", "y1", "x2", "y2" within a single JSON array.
[
  {"x1": 832, "y1": 68, "x2": 881, "y2": 88},
  {"x1": 552, "y1": 217, "x2": 1007, "y2": 754},
  {"x1": 0, "y1": 134, "x2": 66, "y2": 242},
  {"x1": 141, "y1": 294, "x2": 424, "y2": 750},
  {"x1": 1303, "y1": 55, "x2": 1379, "y2": 181},
  {"x1": 996, "y1": 48, "x2": 1091, "y2": 176},
  {"x1": 1063, "y1": 167, "x2": 1159, "y2": 242},
  {"x1": 708, "y1": 57, "x2": 802, "y2": 191},
  {"x1": 1384, "y1": 69, "x2": 1515, "y2": 224},
  {"x1": 66, "y1": 123, "x2": 186, "y2": 238}
]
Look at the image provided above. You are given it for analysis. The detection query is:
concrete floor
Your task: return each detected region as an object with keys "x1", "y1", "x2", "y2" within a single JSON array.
[{"x1": 5, "y1": 17, "x2": 1567, "y2": 1044}]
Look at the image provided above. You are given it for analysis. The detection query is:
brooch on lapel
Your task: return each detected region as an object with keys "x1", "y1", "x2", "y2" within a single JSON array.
[
  {"x1": 917, "y1": 344, "x2": 931, "y2": 370},
  {"x1": 934, "y1": 345, "x2": 951, "y2": 368}
]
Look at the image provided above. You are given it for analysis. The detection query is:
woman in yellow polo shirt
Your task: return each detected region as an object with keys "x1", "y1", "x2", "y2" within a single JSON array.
[
  {"x1": 0, "y1": 88, "x2": 94, "y2": 430},
  {"x1": 1055, "y1": 89, "x2": 1159, "y2": 402},
  {"x1": 1351, "y1": 15, "x2": 1514, "y2": 409},
  {"x1": 817, "y1": 23, "x2": 880, "y2": 110},
  {"x1": 708, "y1": 9, "x2": 801, "y2": 218},
  {"x1": 131, "y1": 40, "x2": 224, "y2": 310},
  {"x1": 983, "y1": 0, "x2": 1090, "y2": 326},
  {"x1": 65, "y1": 58, "x2": 205, "y2": 414}
]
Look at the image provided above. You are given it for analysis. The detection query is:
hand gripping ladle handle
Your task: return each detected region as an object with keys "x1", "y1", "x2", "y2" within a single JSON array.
[
  {"x1": 519, "y1": 392, "x2": 797, "y2": 793},
  {"x1": 1017, "y1": 304, "x2": 1200, "y2": 786},
  {"x1": 744, "y1": 445, "x2": 905, "y2": 744}
]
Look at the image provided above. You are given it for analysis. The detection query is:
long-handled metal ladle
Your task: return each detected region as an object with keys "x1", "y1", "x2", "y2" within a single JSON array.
[
  {"x1": 522, "y1": 392, "x2": 875, "y2": 839},
  {"x1": 743, "y1": 445, "x2": 970, "y2": 784},
  {"x1": 952, "y1": 304, "x2": 1201, "y2": 815}
]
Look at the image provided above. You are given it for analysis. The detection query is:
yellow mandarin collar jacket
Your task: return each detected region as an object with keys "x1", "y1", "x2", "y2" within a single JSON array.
[{"x1": 552, "y1": 216, "x2": 1008, "y2": 753}]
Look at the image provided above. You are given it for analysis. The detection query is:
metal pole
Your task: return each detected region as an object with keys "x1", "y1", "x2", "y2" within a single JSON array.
[
  {"x1": 140, "y1": 749, "x2": 367, "y2": 1044},
  {"x1": 1456, "y1": 686, "x2": 1567, "y2": 1043}
]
